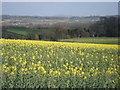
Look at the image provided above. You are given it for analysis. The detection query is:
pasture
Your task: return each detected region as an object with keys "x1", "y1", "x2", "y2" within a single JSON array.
[
  {"x1": 60, "y1": 37, "x2": 119, "y2": 45},
  {"x1": 6, "y1": 28, "x2": 44, "y2": 35}
]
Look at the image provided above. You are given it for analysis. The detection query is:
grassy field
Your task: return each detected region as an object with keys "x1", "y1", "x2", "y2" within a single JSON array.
[
  {"x1": 6, "y1": 28, "x2": 44, "y2": 35},
  {"x1": 60, "y1": 37, "x2": 119, "y2": 45},
  {"x1": 1, "y1": 39, "x2": 120, "y2": 88},
  {"x1": 7, "y1": 28, "x2": 28, "y2": 35}
]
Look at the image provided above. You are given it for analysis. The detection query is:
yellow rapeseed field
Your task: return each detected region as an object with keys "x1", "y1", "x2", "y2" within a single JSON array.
[{"x1": 1, "y1": 39, "x2": 120, "y2": 88}]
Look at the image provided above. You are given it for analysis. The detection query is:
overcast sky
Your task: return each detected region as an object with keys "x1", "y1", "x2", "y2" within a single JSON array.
[{"x1": 2, "y1": 2, "x2": 118, "y2": 16}]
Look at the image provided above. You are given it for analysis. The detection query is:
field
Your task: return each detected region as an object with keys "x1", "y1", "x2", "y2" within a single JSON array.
[
  {"x1": 7, "y1": 28, "x2": 29, "y2": 35},
  {"x1": 60, "y1": 37, "x2": 119, "y2": 45},
  {"x1": 6, "y1": 28, "x2": 44, "y2": 35},
  {"x1": 1, "y1": 39, "x2": 120, "y2": 88}
]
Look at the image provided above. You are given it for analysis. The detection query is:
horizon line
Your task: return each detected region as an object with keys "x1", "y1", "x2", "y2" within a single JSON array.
[{"x1": 1, "y1": 14, "x2": 118, "y2": 17}]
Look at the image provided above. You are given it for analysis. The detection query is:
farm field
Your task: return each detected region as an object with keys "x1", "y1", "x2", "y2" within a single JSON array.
[
  {"x1": 6, "y1": 28, "x2": 28, "y2": 35},
  {"x1": 60, "y1": 37, "x2": 119, "y2": 45},
  {"x1": 6, "y1": 28, "x2": 44, "y2": 35},
  {"x1": 1, "y1": 39, "x2": 120, "y2": 88}
]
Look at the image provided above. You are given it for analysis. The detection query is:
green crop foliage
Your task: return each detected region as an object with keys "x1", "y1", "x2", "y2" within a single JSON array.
[{"x1": 1, "y1": 39, "x2": 120, "y2": 88}]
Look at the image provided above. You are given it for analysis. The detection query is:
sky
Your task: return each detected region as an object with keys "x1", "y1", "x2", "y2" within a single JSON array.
[
  {"x1": 2, "y1": 2, "x2": 118, "y2": 17},
  {"x1": 2, "y1": 0, "x2": 119, "y2": 2}
]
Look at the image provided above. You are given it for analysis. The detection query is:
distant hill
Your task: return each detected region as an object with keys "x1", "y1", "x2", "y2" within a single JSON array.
[
  {"x1": 2, "y1": 15, "x2": 118, "y2": 25},
  {"x1": 2, "y1": 15, "x2": 117, "y2": 20},
  {"x1": 2, "y1": 15, "x2": 119, "y2": 40}
]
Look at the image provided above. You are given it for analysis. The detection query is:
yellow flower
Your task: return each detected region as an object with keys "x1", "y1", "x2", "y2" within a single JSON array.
[
  {"x1": 60, "y1": 58, "x2": 63, "y2": 62},
  {"x1": 21, "y1": 68, "x2": 25, "y2": 72},
  {"x1": 4, "y1": 70, "x2": 8, "y2": 73},
  {"x1": 84, "y1": 76, "x2": 87, "y2": 79},
  {"x1": 11, "y1": 66, "x2": 16, "y2": 71},
  {"x1": 40, "y1": 55, "x2": 42, "y2": 58},
  {"x1": 32, "y1": 56, "x2": 35, "y2": 59},
  {"x1": 43, "y1": 71, "x2": 46, "y2": 74},
  {"x1": 38, "y1": 66, "x2": 46, "y2": 74},
  {"x1": 80, "y1": 67, "x2": 82, "y2": 70},
  {"x1": 66, "y1": 63, "x2": 69, "y2": 66},
  {"x1": 81, "y1": 72, "x2": 84, "y2": 75},
  {"x1": 47, "y1": 55, "x2": 49, "y2": 58},
  {"x1": 73, "y1": 71, "x2": 77, "y2": 76},
  {"x1": 96, "y1": 68, "x2": 98, "y2": 70},
  {"x1": 37, "y1": 61, "x2": 41, "y2": 64},
  {"x1": 23, "y1": 54, "x2": 26, "y2": 56},
  {"x1": 65, "y1": 71, "x2": 70, "y2": 75},
  {"x1": 34, "y1": 70, "x2": 37, "y2": 73},
  {"x1": 10, "y1": 72, "x2": 14, "y2": 75},
  {"x1": 53, "y1": 71, "x2": 61, "y2": 76}
]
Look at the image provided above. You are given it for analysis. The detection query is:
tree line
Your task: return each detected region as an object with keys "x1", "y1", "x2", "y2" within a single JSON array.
[{"x1": 2, "y1": 16, "x2": 119, "y2": 41}]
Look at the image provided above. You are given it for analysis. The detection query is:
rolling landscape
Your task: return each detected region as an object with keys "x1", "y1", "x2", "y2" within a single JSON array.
[{"x1": 1, "y1": 2, "x2": 120, "y2": 88}]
